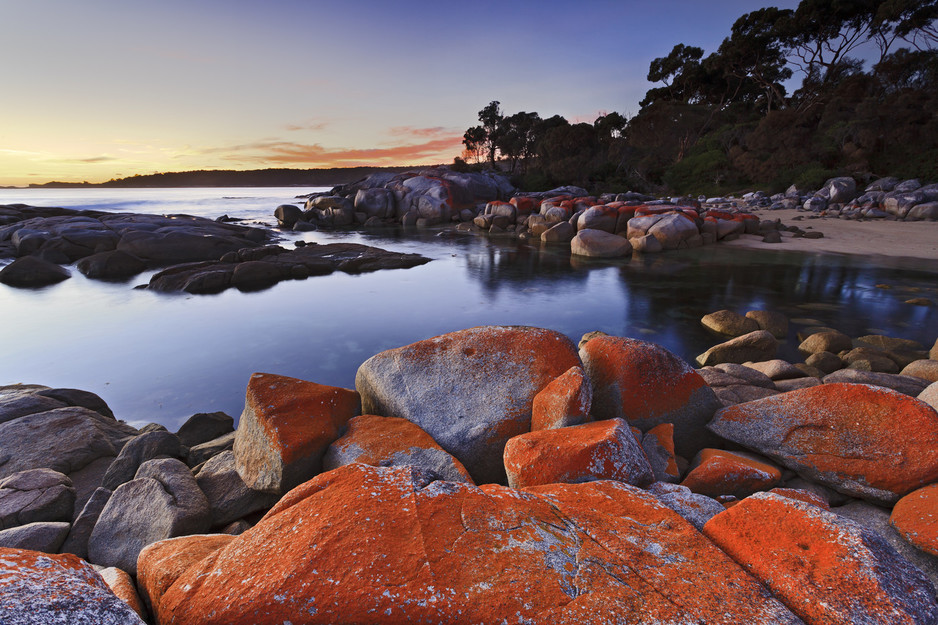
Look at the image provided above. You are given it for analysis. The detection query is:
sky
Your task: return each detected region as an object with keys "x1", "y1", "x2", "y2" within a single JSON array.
[{"x1": 0, "y1": 0, "x2": 801, "y2": 186}]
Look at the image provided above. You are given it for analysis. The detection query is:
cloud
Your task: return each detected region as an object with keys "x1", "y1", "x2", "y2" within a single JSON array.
[
  {"x1": 387, "y1": 126, "x2": 455, "y2": 138},
  {"x1": 285, "y1": 120, "x2": 331, "y2": 132},
  {"x1": 76, "y1": 156, "x2": 117, "y2": 163}
]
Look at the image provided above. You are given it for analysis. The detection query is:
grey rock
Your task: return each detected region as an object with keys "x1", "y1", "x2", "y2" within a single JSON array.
[
  {"x1": 0, "y1": 469, "x2": 74, "y2": 530},
  {"x1": 34, "y1": 387, "x2": 115, "y2": 419},
  {"x1": 101, "y1": 430, "x2": 185, "y2": 491},
  {"x1": 713, "y1": 384, "x2": 780, "y2": 407},
  {"x1": 774, "y1": 377, "x2": 822, "y2": 392},
  {"x1": 744, "y1": 310, "x2": 788, "y2": 338},
  {"x1": 798, "y1": 330, "x2": 854, "y2": 355},
  {"x1": 76, "y1": 250, "x2": 146, "y2": 280},
  {"x1": 59, "y1": 487, "x2": 111, "y2": 560},
  {"x1": 822, "y1": 369, "x2": 930, "y2": 396},
  {"x1": 0, "y1": 391, "x2": 66, "y2": 426},
  {"x1": 0, "y1": 256, "x2": 71, "y2": 287},
  {"x1": 176, "y1": 411, "x2": 234, "y2": 448},
  {"x1": 187, "y1": 431, "x2": 236, "y2": 467},
  {"x1": 0, "y1": 521, "x2": 70, "y2": 553},
  {"x1": 701, "y1": 310, "x2": 760, "y2": 337},
  {"x1": 806, "y1": 351, "x2": 844, "y2": 374},
  {"x1": 570, "y1": 229, "x2": 631, "y2": 258},
  {"x1": 919, "y1": 382, "x2": 938, "y2": 412},
  {"x1": 88, "y1": 458, "x2": 210, "y2": 575},
  {"x1": 195, "y1": 451, "x2": 278, "y2": 527},
  {"x1": 696, "y1": 331, "x2": 779, "y2": 366},
  {"x1": 648, "y1": 482, "x2": 724, "y2": 530},
  {"x1": 67, "y1": 455, "x2": 114, "y2": 517},
  {"x1": 0, "y1": 407, "x2": 136, "y2": 480},
  {"x1": 714, "y1": 363, "x2": 776, "y2": 388},
  {"x1": 744, "y1": 359, "x2": 805, "y2": 380},
  {"x1": 540, "y1": 220, "x2": 575, "y2": 243},
  {"x1": 274, "y1": 204, "x2": 303, "y2": 228}
]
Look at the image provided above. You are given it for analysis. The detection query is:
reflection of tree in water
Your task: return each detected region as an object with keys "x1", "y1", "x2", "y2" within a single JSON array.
[{"x1": 463, "y1": 239, "x2": 591, "y2": 295}]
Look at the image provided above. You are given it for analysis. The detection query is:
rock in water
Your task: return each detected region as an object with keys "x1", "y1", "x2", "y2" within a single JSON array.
[
  {"x1": 708, "y1": 383, "x2": 938, "y2": 504},
  {"x1": 232, "y1": 373, "x2": 361, "y2": 494},
  {"x1": 0, "y1": 547, "x2": 146, "y2": 625},
  {"x1": 704, "y1": 492, "x2": 938, "y2": 624},
  {"x1": 154, "y1": 463, "x2": 800, "y2": 625},
  {"x1": 696, "y1": 330, "x2": 779, "y2": 366},
  {"x1": 580, "y1": 334, "x2": 720, "y2": 458},
  {"x1": 355, "y1": 326, "x2": 581, "y2": 484},
  {"x1": 0, "y1": 256, "x2": 71, "y2": 287}
]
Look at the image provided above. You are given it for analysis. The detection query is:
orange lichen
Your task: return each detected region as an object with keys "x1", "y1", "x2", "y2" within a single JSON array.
[
  {"x1": 680, "y1": 449, "x2": 781, "y2": 498},
  {"x1": 890, "y1": 483, "x2": 938, "y2": 556}
]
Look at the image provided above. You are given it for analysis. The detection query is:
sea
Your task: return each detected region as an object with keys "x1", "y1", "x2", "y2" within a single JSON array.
[{"x1": 1, "y1": 187, "x2": 937, "y2": 430}]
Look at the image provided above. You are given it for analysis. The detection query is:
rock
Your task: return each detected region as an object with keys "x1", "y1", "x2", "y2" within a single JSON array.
[
  {"x1": 354, "y1": 188, "x2": 396, "y2": 219},
  {"x1": 680, "y1": 449, "x2": 781, "y2": 498},
  {"x1": 932, "y1": 338, "x2": 938, "y2": 360},
  {"x1": 642, "y1": 423, "x2": 681, "y2": 483},
  {"x1": 0, "y1": 407, "x2": 136, "y2": 480},
  {"x1": 744, "y1": 359, "x2": 805, "y2": 380},
  {"x1": 100, "y1": 430, "x2": 186, "y2": 491},
  {"x1": 59, "y1": 487, "x2": 110, "y2": 560},
  {"x1": 701, "y1": 310, "x2": 760, "y2": 337},
  {"x1": 806, "y1": 350, "x2": 843, "y2": 373},
  {"x1": 0, "y1": 469, "x2": 74, "y2": 530},
  {"x1": 323, "y1": 414, "x2": 473, "y2": 484},
  {"x1": 902, "y1": 360, "x2": 938, "y2": 383},
  {"x1": 762, "y1": 230, "x2": 782, "y2": 243},
  {"x1": 155, "y1": 464, "x2": 801, "y2": 625},
  {"x1": 570, "y1": 229, "x2": 631, "y2": 257},
  {"x1": 195, "y1": 451, "x2": 279, "y2": 527},
  {"x1": 704, "y1": 492, "x2": 938, "y2": 623},
  {"x1": 709, "y1": 383, "x2": 938, "y2": 504},
  {"x1": 98, "y1": 567, "x2": 147, "y2": 621},
  {"x1": 356, "y1": 326, "x2": 581, "y2": 485},
  {"x1": 503, "y1": 418, "x2": 654, "y2": 489},
  {"x1": 34, "y1": 387, "x2": 115, "y2": 419},
  {"x1": 769, "y1": 487, "x2": 831, "y2": 510},
  {"x1": 713, "y1": 362, "x2": 776, "y2": 388},
  {"x1": 137, "y1": 534, "x2": 236, "y2": 618},
  {"x1": 907, "y1": 202, "x2": 938, "y2": 221},
  {"x1": 576, "y1": 205, "x2": 618, "y2": 232},
  {"x1": 774, "y1": 377, "x2": 822, "y2": 392},
  {"x1": 745, "y1": 310, "x2": 788, "y2": 338},
  {"x1": 0, "y1": 386, "x2": 65, "y2": 425},
  {"x1": 540, "y1": 220, "x2": 575, "y2": 242},
  {"x1": 822, "y1": 369, "x2": 930, "y2": 396},
  {"x1": 88, "y1": 458, "x2": 211, "y2": 575},
  {"x1": 844, "y1": 347, "x2": 900, "y2": 373},
  {"x1": 648, "y1": 482, "x2": 725, "y2": 530},
  {"x1": 920, "y1": 382, "x2": 938, "y2": 411},
  {"x1": 891, "y1": 484, "x2": 938, "y2": 557},
  {"x1": 713, "y1": 384, "x2": 780, "y2": 407},
  {"x1": 696, "y1": 330, "x2": 779, "y2": 366},
  {"x1": 175, "y1": 411, "x2": 234, "y2": 448},
  {"x1": 818, "y1": 176, "x2": 858, "y2": 204},
  {"x1": 836, "y1": 499, "x2": 938, "y2": 592},
  {"x1": 233, "y1": 373, "x2": 361, "y2": 494},
  {"x1": 0, "y1": 522, "x2": 70, "y2": 552},
  {"x1": 66, "y1": 455, "x2": 112, "y2": 519},
  {"x1": 580, "y1": 335, "x2": 721, "y2": 458},
  {"x1": 274, "y1": 204, "x2": 302, "y2": 228},
  {"x1": 646, "y1": 213, "x2": 700, "y2": 250},
  {"x1": 0, "y1": 547, "x2": 146, "y2": 624},
  {"x1": 187, "y1": 432, "x2": 235, "y2": 467},
  {"x1": 0, "y1": 256, "x2": 71, "y2": 287},
  {"x1": 75, "y1": 250, "x2": 146, "y2": 280},
  {"x1": 530, "y1": 366, "x2": 591, "y2": 430},
  {"x1": 798, "y1": 330, "x2": 854, "y2": 355},
  {"x1": 629, "y1": 232, "x2": 663, "y2": 253}
]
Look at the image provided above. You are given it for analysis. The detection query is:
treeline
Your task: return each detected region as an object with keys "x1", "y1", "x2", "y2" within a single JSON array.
[
  {"x1": 460, "y1": 0, "x2": 938, "y2": 195},
  {"x1": 31, "y1": 166, "x2": 417, "y2": 189}
]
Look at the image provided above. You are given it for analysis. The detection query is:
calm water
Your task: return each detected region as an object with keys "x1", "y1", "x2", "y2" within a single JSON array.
[{"x1": 2, "y1": 187, "x2": 937, "y2": 430}]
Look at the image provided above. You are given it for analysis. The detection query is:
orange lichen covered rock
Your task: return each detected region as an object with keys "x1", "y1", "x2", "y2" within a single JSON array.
[
  {"x1": 703, "y1": 492, "x2": 938, "y2": 624},
  {"x1": 156, "y1": 464, "x2": 801, "y2": 624},
  {"x1": 579, "y1": 334, "x2": 720, "y2": 457},
  {"x1": 890, "y1": 484, "x2": 938, "y2": 557},
  {"x1": 708, "y1": 383, "x2": 938, "y2": 504},
  {"x1": 509, "y1": 196, "x2": 537, "y2": 216},
  {"x1": 137, "y1": 534, "x2": 235, "y2": 617},
  {"x1": 0, "y1": 547, "x2": 146, "y2": 624},
  {"x1": 642, "y1": 423, "x2": 681, "y2": 483},
  {"x1": 680, "y1": 449, "x2": 781, "y2": 498},
  {"x1": 531, "y1": 365, "x2": 592, "y2": 430},
  {"x1": 769, "y1": 487, "x2": 832, "y2": 511},
  {"x1": 98, "y1": 567, "x2": 147, "y2": 621},
  {"x1": 233, "y1": 373, "x2": 361, "y2": 494},
  {"x1": 355, "y1": 326, "x2": 581, "y2": 484},
  {"x1": 503, "y1": 419, "x2": 653, "y2": 489},
  {"x1": 323, "y1": 414, "x2": 473, "y2": 483}
]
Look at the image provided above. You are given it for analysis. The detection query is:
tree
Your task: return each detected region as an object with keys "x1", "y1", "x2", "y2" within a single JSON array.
[
  {"x1": 642, "y1": 44, "x2": 708, "y2": 106},
  {"x1": 716, "y1": 8, "x2": 793, "y2": 112}
]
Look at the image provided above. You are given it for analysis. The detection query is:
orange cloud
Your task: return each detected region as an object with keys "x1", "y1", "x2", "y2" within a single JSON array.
[
  {"x1": 387, "y1": 126, "x2": 454, "y2": 138},
  {"x1": 284, "y1": 120, "x2": 331, "y2": 132}
]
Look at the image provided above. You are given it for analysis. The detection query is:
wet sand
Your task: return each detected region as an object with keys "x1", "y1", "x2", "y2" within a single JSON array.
[{"x1": 720, "y1": 209, "x2": 938, "y2": 261}]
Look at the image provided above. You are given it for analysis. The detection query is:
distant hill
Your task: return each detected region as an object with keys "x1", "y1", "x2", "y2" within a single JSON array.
[{"x1": 29, "y1": 166, "x2": 425, "y2": 189}]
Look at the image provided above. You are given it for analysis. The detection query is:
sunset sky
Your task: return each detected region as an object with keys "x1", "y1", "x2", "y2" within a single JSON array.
[{"x1": 1, "y1": 0, "x2": 799, "y2": 186}]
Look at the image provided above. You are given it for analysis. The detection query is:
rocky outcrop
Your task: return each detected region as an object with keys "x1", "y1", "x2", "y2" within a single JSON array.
[{"x1": 0, "y1": 469, "x2": 74, "y2": 530}]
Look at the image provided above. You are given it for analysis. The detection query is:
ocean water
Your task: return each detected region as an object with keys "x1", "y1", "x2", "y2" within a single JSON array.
[{"x1": 1, "y1": 187, "x2": 937, "y2": 430}]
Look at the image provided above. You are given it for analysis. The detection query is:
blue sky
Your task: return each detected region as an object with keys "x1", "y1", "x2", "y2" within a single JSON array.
[{"x1": 0, "y1": 0, "x2": 800, "y2": 185}]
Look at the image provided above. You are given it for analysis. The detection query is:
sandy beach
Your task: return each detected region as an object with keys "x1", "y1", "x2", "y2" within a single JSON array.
[{"x1": 719, "y1": 208, "x2": 938, "y2": 262}]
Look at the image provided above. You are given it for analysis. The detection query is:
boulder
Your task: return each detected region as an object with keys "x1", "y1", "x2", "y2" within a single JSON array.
[
  {"x1": 713, "y1": 362, "x2": 775, "y2": 388},
  {"x1": 713, "y1": 384, "x2": 780, "y2": 407},
  {"x1": 629, "y1": 233, "x2": 663, "y2": 253},
  {"x1": 195, "y1": 451, "x2": 279, "y2": 527},
  {"x1": 0, "y1": 385, "x2": 65, "y2": 425},
  {"x1": 920, "y1": 382, "x2": 938, "y2": 411},
  {"x1": 273, "y1": 204, "x2": 303, "y2": 228},
  {"x1": 503, "y1": 418, "x2": 654, "y2": 489},
  {"x1": 844, "y1": 347, "x2": 900, "y2": 373},
  {"x1": 570, "y1": 229, "x2": 631, "y2": 257},
  {"x1": 233, "y1": 373, "x2": 361, "y2": 494},
  {"x1": 744, "y1": 359, "x2": 805, "y2": 380},
  {"x1": 701, "y1": 310, "x2": 760, "y2": 337},
  {"x1": 576, "y1": 205, "x2": 618, "y2": 232},
  {"x1": 768, "y1": 487, "x2": 831, "y2": 510},
  {"x1": 540, "y1": 220, "x2": 575, "y2": 242},
  {"x1": 708, "y1": 383, "x2": 938, "y2": 504},
  {"x1": 774, "y1": 377, "x2": 822, "y2": 392},
  {"x1": 818, "y1": 176, "x2": 858, "y2": 204},
  {"x1": 890, "y1": 484, "x2": 938, "y2": 557},
  {"x1": 907, "y1": 202, "x2": 938, "y2": 221},
  {"x1": 187, "y1": 432, "x2": 235, "y2": 467},
  {"x1": 35, "y1": 387, "x2": 115, "y2": 419},
  {"x1": 356, "y1": 326, "x2": 581, "y2": 485},
  {"x1": 0, "y1": 469, "x2": 75, "y2": 529},
  {"x1": 175, "y1": 411, "x2": 234, "y2": 448},
  {"x1": 137, "y1": 534, "x2": 236, "y2": 617},
  {"x1": 647, "y1": 213, "x2": 699, "y2": 249},
  {"x1": 704, "y1": 492, "x2": 938, "y2": 624},
  {"x1": 0, "y1": 256, "x2": 71, "y2": 287},
  {"x1": 88, "y1": 458, "x2": 211, "y2": 575},
  {"x1": 822, "y1": 369, "x2": 930, "y2": 396},
  {"x1": 745, "y1": 310, "x2": 788, "y2": 338},
  {"x1": 648, "y1": 482, "x2": 725, "y2": 530},
  {"x1": 696, "y1": 330, "x2": 779, "y2": 367},
  {"x1": 353, "y1": 189, "x2": 396, "y2": 219},
  {"x1": 75, "y1": 250, "x2": 146, "y2": 280},
  {"x1": 154, "y1": 464, "x2": 801, "y2": 625},
  {"x1": 59, "y1": 487, "x2": 111, "y2": 560},
  {"x1": 902, "y1": 360, "x2": 938, "y2": 383},
  {"x1": 806, "y1": 351, "x2": 843, "y2": 374},
  {"x1": 0, "y1": 548, "x2": 146, "y2": 625},
  {"x1": 101, "y1": 430, "x2": 186, "y2": 491},
  {"x1": 798, "y1": 330, "x2": 853, "y2": 355},
  {"x1": 680, "y1": 449, "x2": 781, "y2": 498},
  {"x1": 323, "y1": 414, "x2": 473, "y2": 484},
  {"x1": 98, "y1": 567, "x2": 147, "y2": 621},
  {"x1": 642, "y1": 423, "x2": 680, "y2": 483},
  {"x1": 530, "y1": 366, "x2": 592, "y2": 430},
  {"x1": 0, "y1": 407, "x2": 136, "y2": 480},
  {"x1": 0, "y1": 522, "x2": 70, "y2": 552},
  {"x1": 580, "y1": 335, "x2": 720, "y2": 458}
]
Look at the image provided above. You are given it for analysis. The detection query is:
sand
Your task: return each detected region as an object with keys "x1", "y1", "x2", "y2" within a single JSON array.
[{"x1": 718, "y1": 209, "x2": 938, "y2": 262}]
